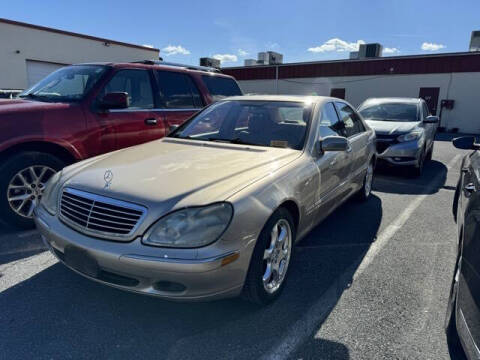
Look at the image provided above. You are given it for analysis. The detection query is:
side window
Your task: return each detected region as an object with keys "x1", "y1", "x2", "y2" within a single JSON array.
[
  {"x1": 201, "y1": 76, "x2": 242, "y2": 101},
  {"x1": 335, "y1": 102, "x2": 365, "y2": 137},
  {"x1": 422, "y1": 102, "x2": 430, "y2": 119},
  {"x1": 319, "y1": 102, "x2": 345, "y2": 138},
  {"x1": 101, "y1": 70, "x2": 154, "y2": 109},
  {"x1": 156, "y1": 71, "x2": 202, "y2": 109}
]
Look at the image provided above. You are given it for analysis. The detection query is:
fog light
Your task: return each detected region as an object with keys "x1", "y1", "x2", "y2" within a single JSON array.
[{"x1": 153, "y1": 281, "x2": 186, "y2": 293}]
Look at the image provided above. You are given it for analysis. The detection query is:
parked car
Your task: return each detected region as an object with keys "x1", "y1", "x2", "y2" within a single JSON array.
[
  {"x1": 357, "y1": 97, "x2": 438, "y2": 176},
  {"x1": 34, "y1": 95, "x2": 376, "y2": 305},
  {"x1": 0, "y1": 61, "x2": 242, "y2": 228},
  {"x1": 446, "y1": 136, "x2": 480, "y2": 359}
]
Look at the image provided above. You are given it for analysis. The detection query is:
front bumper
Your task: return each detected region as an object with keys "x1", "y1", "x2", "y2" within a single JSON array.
[
  {"x1": 34, "y1": 205, "x2": 248, "y2": 301},
  {"x1": 376, "y1": 139, "x2": 423, "y2": 166}
]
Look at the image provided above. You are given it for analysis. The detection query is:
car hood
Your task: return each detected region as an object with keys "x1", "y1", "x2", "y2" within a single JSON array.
[
  {"x1": 63, "y1": 138, "x2": 301, "y2": 215},
  {"x1": 0, "y1": 98, "x2": 69, "y2": 115},
  {"x1": 365, "y1": 120, "x2": 419, "y2": 135}
]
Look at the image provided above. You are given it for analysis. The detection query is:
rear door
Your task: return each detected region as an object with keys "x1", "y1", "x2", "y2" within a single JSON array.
[
  {"x1": 153, "y1": 70, "x2": 204, "y2": 132},
  {"x1": 315, "y1": 102, "x2": 353, "y2": 216},
  {"x1": 89, "y1": 69, "x2": 165, "y2": 152},
  {"x1": 334, "y1": 102, "x2": 370, "y2": 189}
]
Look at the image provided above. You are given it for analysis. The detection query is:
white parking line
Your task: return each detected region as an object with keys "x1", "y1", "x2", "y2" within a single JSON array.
[
  {"x1": 262, "y1": 154, "x2": 461, "y2": 360},
  {"x1": 0, "y1": 252, "x2": 57, "y2": 293}
]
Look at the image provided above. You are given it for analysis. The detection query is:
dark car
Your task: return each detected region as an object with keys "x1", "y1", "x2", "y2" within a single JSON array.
[
  {"x1": 447, "y1": 136, "x2": 480, "y2": 359},
  {"x1": 0, "y1": 61, "x2": 242, "y2": 228}
]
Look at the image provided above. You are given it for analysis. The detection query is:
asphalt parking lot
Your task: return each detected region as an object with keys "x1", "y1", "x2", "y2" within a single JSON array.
[{"x1": 0, "y1": 136, "x2": 467, "y2": 360}]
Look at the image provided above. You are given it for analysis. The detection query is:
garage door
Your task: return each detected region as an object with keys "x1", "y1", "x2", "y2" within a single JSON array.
[{"x1": 26, "y1": 60, "x2": 66, "y2": 87}]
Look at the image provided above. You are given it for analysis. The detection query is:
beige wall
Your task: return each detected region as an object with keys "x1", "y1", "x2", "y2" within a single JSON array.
[
  {"x1": 0, "y1": 21, "x2": 158, "y2": 89},
  {"x1": 238, "y1": 72, "x2": 480, "y2": 134}
]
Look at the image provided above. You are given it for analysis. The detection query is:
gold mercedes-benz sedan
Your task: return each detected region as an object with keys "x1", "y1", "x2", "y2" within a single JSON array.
[{"x1": 34, "y1": 95, "x2": 376, "y2": 305}]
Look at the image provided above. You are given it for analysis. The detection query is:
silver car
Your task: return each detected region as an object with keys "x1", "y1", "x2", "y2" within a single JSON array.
[
  {"x1": 358, "y1": 97, "x2": 439, "y2": 176},
  {"x1": 34, "y1": 95, "x2": 376, "y2": 305}
]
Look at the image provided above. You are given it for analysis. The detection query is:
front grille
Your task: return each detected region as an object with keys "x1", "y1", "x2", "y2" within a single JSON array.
[
  {"x1": 59, "y1": 188, "x2": 146, "y2": 240},
  {"x1": 375, "y1": 133, "x2": 400, "y2": 154}
]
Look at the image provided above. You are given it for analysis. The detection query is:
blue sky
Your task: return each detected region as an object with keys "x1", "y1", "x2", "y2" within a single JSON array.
[{"x1": 3, "y1": 0, "x2": 480, "y2": 66}]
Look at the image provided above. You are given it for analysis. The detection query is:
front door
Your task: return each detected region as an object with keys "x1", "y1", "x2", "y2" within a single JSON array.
[
  {"x1": 334, "y1": 102, "x2": 370, "y2": 191},
  {"x1": 457, "y1": 151, "x2": 480, "y2": 352},
  {"x1": 315, "y1": 102, "x2": 353, "y2": 219},
  {"x1": 89, "y1": 68, "x2": 166, "y2": 153},
  {"x1": 419, "y1": 87, "x2": 440, "y2": 115}
]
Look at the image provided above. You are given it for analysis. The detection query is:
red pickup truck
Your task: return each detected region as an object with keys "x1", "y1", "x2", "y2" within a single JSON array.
[{"x1": 0, "y1": 61, "x2": 242, "y2": 228}]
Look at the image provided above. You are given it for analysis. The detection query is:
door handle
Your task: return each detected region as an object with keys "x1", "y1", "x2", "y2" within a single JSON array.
[
  {"x1": 145, "y1": 118, "x2": 158, "y2": 125},
  {"x1": 330, "y1": 159, "x2": 337, "y2": 166},
  {"x1": 464, "y1": 183, "x2": 476, "y2": 193}
]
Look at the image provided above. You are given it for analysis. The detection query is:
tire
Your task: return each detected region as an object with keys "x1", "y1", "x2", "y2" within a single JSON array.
[
  {"x1": 0, "y1": 152, "x2": 65, "y2": 229},
  {"x1": 411, "y1": 148, "x2": 426, "y2": 177},
  {"x1": 426, "y1": 142, "x2": 434, "y2": 161},
  {"x1": 355, "y1": 160, "x2": 374, "y2": 202},
  {"x1": 242, "y1": 208, "x2": 295, "y2": 305}
]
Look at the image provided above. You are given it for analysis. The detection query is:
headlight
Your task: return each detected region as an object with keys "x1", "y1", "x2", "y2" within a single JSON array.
[
  {"x1": 397, "y1": 131, "x2": 422, "y2": 143},
  {"x1": 40, "y1": 171, "x2": 62, "y2": 215},
  {"x1": 142, "y1": 203, "x2": 233, "y2": 248}
]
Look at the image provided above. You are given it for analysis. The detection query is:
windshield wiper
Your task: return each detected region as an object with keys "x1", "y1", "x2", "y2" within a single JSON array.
[{"x1": 208, "y1": 137, "x2": 260, "y2": 146}]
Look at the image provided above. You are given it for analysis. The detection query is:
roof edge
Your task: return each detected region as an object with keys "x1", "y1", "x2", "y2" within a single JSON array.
[{"x1": 0, "y1": 18, "x2": 160, "y2": 52}]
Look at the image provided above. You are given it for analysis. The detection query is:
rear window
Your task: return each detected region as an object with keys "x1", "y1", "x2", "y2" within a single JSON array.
[{"x1": 201, "y1": 76, "x2": 242, "y2": 101}]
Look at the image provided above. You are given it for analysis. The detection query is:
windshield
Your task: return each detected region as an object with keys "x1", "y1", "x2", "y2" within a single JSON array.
[
  {"x1": 170, "y1": 100, "x2": 312, "y2": 150},
  {"x1": 19, "y1": 65, "x2": 107, "y2": 102},
  {"x1": 359, "y1": 102, "x2": 419, "y2": 122}
]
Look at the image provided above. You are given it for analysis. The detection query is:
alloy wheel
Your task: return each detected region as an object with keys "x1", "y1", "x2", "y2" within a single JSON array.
[
  {"x1": 7, "y1": 166, "x2": 56, "y2": 218},
  {"x1": 262, "y1": 219, "x2": 292, "y2": 294}
]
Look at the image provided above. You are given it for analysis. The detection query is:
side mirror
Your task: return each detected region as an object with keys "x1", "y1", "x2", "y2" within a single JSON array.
[
  {"x1": 168, "y1": 124, "x2": 179, "y2": 134},
  {"x1": 424, "y1": 115, "x2": 439, "y2": 124},
  {"x1": 452, "y1": 136, "x2": 480, "y2": 150},
  {"x1": 318, "y1": 136, "x2": 350, "y2": 153},
  {"x1": 99, "y1": 92, "x2": 129, "y2": 110}
]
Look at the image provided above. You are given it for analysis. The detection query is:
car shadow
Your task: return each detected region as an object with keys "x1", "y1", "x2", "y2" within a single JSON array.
[
  {"x1": 0, "y1": 195, "x2": 383, "y2": 359},
  {"x1": 373, "y1": 160, "x2": 448, "y2": 195},
  {"x1": 435, "y1": 132, "x2": 477, "y2": 143}
]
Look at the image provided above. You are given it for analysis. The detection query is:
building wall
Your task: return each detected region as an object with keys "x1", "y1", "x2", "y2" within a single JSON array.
[
  {"x1": 0, "y1": 21, "x2": 158, "y2": 90},
  {"x1": 237, "y1": 72, "x2": 480, "y2": 134}
]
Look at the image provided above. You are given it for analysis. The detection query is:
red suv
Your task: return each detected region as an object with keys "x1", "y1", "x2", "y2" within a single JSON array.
[{"x1": 0, "y1": 61, "x2": 242, "y2": 228}]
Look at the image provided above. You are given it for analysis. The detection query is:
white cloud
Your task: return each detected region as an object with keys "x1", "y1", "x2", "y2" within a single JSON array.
[
  {"x1": 142, "y1": 44, "x2": 154, "y2": 48},
  {"x1": 238, "y1": 49, "x2": 248, "y2": 56},
  {"x1": 421, "y1": 42, "x2": 446, "y2": 51},
  {"x1": 308, "y1": 38, "x2": 365, "y2": 53},
  {"x1": 212, "y1": 54, "x2": 238, "y2": 63},
  {"x1": 161, "y1": 45, "x2": 190, "y2": 56},
  {"x1": 383, "y1": 47, "x2": 400, "y2": 54}
]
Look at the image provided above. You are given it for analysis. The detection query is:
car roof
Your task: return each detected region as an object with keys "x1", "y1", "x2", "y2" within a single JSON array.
[
  {"x1": 361, "y1": 97, "x2": 422, "y2": 105},
  {"x1": 223, "y1": 94, "x2": 339, "y2": 103}
]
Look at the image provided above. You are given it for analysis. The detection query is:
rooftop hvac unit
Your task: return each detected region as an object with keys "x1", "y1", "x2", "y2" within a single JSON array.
[
  {"x1": 470, "y1": 31, "x2": 480, "y2": 51},
  {"x1": 349, "y1": 51, "x2": 359, "y2": 59},
  {"x1": 358, "y1": 43, "x2": 383, "y2": 58},
  {"x1": 244, "y1": 59, "x2": 258, "y2": 66},
  {"x1": 199, "y1": 57, "x2": 221, "y2": 68},
  {"x1": 257, "y1": 51, "x2": 283, "y2": 65}
]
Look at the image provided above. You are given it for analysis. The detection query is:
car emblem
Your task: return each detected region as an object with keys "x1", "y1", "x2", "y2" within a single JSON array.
[{"x1": 104, "y1": 170, "x2": 113, "y2": 189}]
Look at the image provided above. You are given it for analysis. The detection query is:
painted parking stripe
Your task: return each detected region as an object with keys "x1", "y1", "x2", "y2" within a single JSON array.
[
  {"x1": 262, "y1": 154, "x2": 461, "y2": 360},
  {"x1": 0, "y1": 252, "x2": 56, "y2": 293}
]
